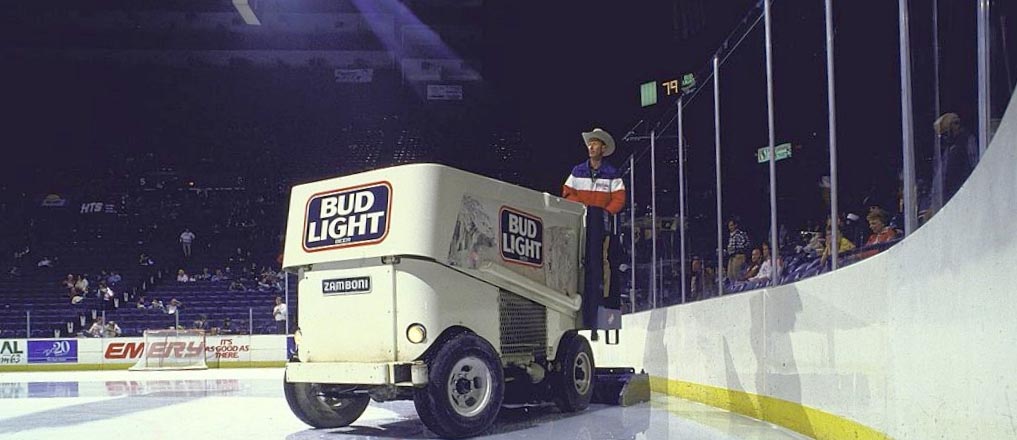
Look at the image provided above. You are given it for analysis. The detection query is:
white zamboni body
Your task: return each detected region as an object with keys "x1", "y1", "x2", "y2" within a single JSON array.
[{"x1": 281, "y1": 164, "x2": 644, "y2": 438}]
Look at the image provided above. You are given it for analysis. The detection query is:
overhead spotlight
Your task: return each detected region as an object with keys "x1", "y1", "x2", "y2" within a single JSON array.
[{"x1": 232, "y1": 0, "x2": 262, "y2": 26}]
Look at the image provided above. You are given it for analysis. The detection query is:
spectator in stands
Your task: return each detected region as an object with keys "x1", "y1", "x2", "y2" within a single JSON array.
[
  {"x1": 740, "y1": 248, "x2": 763, "y2": 282},
  {"x1": 820, "y1": 226, "x2": 856, "y2": 266},
  {"x1": 193, "y1": 314, "x2": 208, "y2": 331},
  {"x1": 176, "y1": 269, "x2": 190, "y2": 282},
  {"x1": 179, "y1": 228, "x2": 196, "y2": 257},
  {"x1": 86, "y1": 318, "x2": 104, "y2": 338},
  {"x1": 73, "y1": 275, "x2": 89, "y2": 297},
  {"x1": 258, "y1": 269, "x2": 281, "y2": 292},
  {"x1": 136, "y1": 295, "x2": 148, "y2": 309},
  {"x1": 149, "y1": 297, "x2": 165, "y2": 312},
  {"x1": 689, "y1": 256, "x2": 707, "y2": 300},
  {"x1": 841, "y1": 213, "x2": 869, "y2": 247},
  {"x1": 726, "y1": 218, "x2": 751, "y2": 282},
  {"x1": 929, "y1": 112, "x2": 978, "y2": 215},
  {"x1": 165, "y1": 298, "x2": 182, "y2": 315},
  {"x1": 272, "y1": 296, "x2": 288, "y2": 333},
  {"x1": 61, "y1": 274, "x2": 76, "y2": 297},
  {"x1": 230, "y1": 247, "x2": 250, "y2": 269},
  {"x1": 218, "y1": 317, "x2": 236, "y2": 335},
  {"x1": 229, "y1": 278, "x2": 247, "y2": 292},
  {"x1": 98, "y1": 282, "x2": 116, "y2": 309},
  {"x1": 211, "y1": 269, "x2": 227, "y2": 282},
  {"x1": 801, "y1": 228, "x2": 824, "y2": 256},
  {"x1": 104, "y1": 320, "x2": 122, "y2": 338},
  {"x1": 107, "y1": 271, "x2": 122, "y2": 286},
  {"x1": 240, "y1": 264, "x2": 255, "y2": 282},
  {"x1": 195, "y1": 267, "x2": 212, "y2": 281},
  {"x1": 750, "y1": 242, "x2": 774, "y2": 283},
  {"x1": 860, "y1": 207, "x2": 898, "y2": 259}
]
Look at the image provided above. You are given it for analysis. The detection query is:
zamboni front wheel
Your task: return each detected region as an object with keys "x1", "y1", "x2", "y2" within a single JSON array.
[
  {"x1": 284, "y1": 375, "x2": 370, "y2": 429},
  {"x1": 413, "y1": 332, "x2": 505, "y2": 439},
  {"x1": 551, "y1": 331, "x2": 595, "y2": 412}
]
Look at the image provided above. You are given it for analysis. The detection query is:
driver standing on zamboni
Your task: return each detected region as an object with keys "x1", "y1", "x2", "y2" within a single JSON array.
[{"x1": 562, "y1": 128, "x2": 626, "y2": 337}]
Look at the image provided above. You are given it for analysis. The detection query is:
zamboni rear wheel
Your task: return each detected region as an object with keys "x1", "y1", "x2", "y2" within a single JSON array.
[
  {"x1": 284, "y1": 374, "x2": 370, "y2": 429},
  {"x1": 413, "y1": 332, "x2": 504, "y2": 439},
  {"x1": 551, "y1": 331, "x2": 595, "y2": 412}
]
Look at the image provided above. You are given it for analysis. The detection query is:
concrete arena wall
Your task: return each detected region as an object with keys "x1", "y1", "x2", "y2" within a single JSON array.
[{"x1": 594, "y1": 94, "x2": 1017, "y2": 440}]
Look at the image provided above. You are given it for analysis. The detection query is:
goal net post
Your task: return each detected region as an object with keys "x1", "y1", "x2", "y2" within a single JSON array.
[{"x1": 129, "y1": 329, "x2": 209, "y2": 371}]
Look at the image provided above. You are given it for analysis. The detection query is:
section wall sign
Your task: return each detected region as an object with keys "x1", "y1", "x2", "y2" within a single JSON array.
[{"x1": 303, "y1": 181, "x2": 392, "y2": 252}]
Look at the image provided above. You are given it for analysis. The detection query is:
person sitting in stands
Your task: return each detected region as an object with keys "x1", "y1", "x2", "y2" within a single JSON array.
[
  {"x1": 176, "y1": 269, "x2": 190, "y2": 282},
  {"x1": 99, "y1": 282, "x2": 115, "y2": 300},
  {"x1": 61, "y1": 274, "x2": 76, "y2": 297},
  {"x1": 820, "y1": 226, "x2": 856, "y2": 266},
  {"x1": 229, "y1": 279, "x2": 247, "y2": 292},
  {"x1": 195, "y1": 267, "x2": 212, "y2": 281},
  {"x1": 136, "y1": 295, "x2": 148, "y2": 309},
  {"x1": 749, "y1": 243, "x2": 775, "y2": 283},
  {"x1": 86, "y1": 318, "x2": 104, "y2": 338},
  {"x1": 104, "y1": 320, "x2": 122, "y2": 338},
  {"x1": 193, "y1": 314, "x2": 209, "y2": 331},
  {"x1": 860, "y1": 207, "x2": 899, "y2": 259},
  {"x1": 218, "y1": 317, "x2": 236, "y2": 335},
  {"x1": 149, "y1": 298, "x2": 165, "y2": 312},
  {"x1": 107, "y1": 271, "x2": 122, "y2": 286},
  {"x1": 98, "y1": 282, "x2": 116, "y2": 309},
  {"x1": 165, "y1": 298, "x2": 182, "y2": 315},
  {"x1": 740, "y1": 248, "x2": 763, "y2": 282},
  {"x1": 73, "y1": 275, "x2": 90, "y2": 298},
  {"x1": 211, "y1": 269, "x2": 227, "y2": 282}
]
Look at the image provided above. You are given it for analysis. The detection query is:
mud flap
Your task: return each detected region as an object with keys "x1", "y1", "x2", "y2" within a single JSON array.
[{"x1": 591, "y1": 367, "x2": 651, "y2": 406}]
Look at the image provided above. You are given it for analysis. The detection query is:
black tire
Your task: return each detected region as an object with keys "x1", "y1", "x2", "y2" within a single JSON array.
[
  {"x1": 413, "y1": 332, "x2": 504, "y2": 439},
  {"x1": 551, "y1": 331, "x2": 595, "y2": 412},
  {"x1": 284, "y1": 374, "x2": 370, "y2": 429}
]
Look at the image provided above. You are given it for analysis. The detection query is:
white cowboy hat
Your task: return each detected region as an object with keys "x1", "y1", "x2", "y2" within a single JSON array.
[{"x1": 581, "y1": 128, "x2": 616, "y2": 157}]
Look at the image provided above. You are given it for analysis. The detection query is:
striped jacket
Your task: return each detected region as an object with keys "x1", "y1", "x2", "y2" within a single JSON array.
[{"x1": 562, "y1": 160, "x2": 626, "y2": 214}]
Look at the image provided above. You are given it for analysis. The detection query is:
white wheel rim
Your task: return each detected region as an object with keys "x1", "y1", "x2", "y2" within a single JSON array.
[
  {"x1": 446, "y1": 356, "x2": 494, "y2": 417},
  {"x1": 572, "y1": 352, "x2": 592, "y2": 396}
]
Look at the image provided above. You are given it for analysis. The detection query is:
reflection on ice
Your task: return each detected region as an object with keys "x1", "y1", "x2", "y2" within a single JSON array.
[{"x1": 0, "y1": 369, "x2": 808, "y2": 440}]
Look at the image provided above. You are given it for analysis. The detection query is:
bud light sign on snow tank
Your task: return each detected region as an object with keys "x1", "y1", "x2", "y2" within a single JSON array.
[
  {"x1": 500, "y1": 207, "x2": 543, "y2": 267},
  {"x1": 304, "y1": 182, "x2": 392, "y2": 252}
]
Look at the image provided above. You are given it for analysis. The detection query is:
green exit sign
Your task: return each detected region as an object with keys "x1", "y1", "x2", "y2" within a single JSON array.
[
  {"x1": 757, "y1": 143, "x2": 793, "y2": 163},
  {"x1": 640, "y1": 81, "x2": 657, "y2": 107}
]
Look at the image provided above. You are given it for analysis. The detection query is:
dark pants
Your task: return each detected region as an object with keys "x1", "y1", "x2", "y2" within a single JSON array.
[{"x1": 583, "y1": 208, "x2": 622, "y2": 329}]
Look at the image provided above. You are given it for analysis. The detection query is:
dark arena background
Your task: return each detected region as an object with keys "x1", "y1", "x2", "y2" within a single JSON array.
[{"x1": 1, "y1": 0, "x2": 1016, "y2": 439}]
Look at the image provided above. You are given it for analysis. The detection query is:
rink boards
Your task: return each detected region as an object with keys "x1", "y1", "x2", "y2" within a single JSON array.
[{"x1": 0, "y1": 335, "x2": 290, "y2": 371}]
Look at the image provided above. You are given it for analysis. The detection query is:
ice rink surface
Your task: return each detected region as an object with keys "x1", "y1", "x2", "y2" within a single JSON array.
[{"x1": 0, "y1": 368, "x2": 809, "y2": 440}]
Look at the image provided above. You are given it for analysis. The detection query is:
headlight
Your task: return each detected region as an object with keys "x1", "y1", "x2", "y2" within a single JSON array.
[{"x1": 406, "y1": 323, "x2": 427, "y2": 344}]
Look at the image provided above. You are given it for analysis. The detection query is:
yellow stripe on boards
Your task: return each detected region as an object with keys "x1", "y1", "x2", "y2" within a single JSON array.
[{"x1": 649, "y1": 376, "x2": 891, "y2": 440}]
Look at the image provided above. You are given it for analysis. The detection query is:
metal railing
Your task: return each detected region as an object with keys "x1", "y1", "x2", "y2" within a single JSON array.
[{"x1": 620, "y1": 0, "x2": 1013, "y2": 313}]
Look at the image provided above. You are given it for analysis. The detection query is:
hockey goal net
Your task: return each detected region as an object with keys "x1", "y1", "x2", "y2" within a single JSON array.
[{"x1": 129, "y1": 329, "x2": 208, "y2": 371}]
